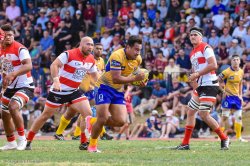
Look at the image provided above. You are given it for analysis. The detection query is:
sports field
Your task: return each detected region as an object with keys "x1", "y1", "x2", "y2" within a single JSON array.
[{"x1": 0, "y1": 139, "x2": 250, "y2": 166}]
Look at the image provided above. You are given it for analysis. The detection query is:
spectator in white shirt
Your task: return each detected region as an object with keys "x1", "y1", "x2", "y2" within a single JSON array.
[
  {"x1": 126, "y1": 19, "x2": 139, "y2": 36},
  {"x1": 6, "y1": 0, "x2": 21, "y2": 21}
]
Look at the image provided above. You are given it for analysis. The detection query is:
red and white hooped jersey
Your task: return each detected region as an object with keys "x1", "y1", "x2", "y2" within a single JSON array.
[
  {"x1": 0, "y1": 41, "x2": 34, "y2": 89},
  {"x1": 53, "y1": 48, "x2": 97, "y2": 95},
  {"x1": 190, "y1": 42, "x2": 218, "y2": 86}
]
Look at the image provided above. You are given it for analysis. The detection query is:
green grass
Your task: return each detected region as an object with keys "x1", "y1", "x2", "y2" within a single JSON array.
[{"x1": 0, "y1": 140, "x2": 250, "y2": 166}]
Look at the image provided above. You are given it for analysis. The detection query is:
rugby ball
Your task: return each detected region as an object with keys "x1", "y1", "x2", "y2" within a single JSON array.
[{"x1": 131, "y1": 68, "x2": 149, "y2": 86}]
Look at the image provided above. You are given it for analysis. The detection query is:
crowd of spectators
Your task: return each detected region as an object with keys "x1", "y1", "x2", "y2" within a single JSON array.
[{"x1": 0, "y1": 0, "x2": 250, "y2": 139}]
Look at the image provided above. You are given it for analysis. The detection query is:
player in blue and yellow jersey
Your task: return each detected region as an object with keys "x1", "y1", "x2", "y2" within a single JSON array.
[
  {"x1": 87, "y1": 36, "x2": 146, "y2": 152},
  {"x1": 219, "y1": 54, "x2": 248, "y2": 142}
]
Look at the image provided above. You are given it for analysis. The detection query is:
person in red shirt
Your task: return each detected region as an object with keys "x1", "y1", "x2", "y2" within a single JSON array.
[
  {"x1": 50, "y1": 9, "x2": 61, "y2": 30},
  {"x1": 118, "y1": 0, "x2": 131, "y2": 22},
  {"x1": 83, "y1": 1, "x2": 96, "y2": 35}
]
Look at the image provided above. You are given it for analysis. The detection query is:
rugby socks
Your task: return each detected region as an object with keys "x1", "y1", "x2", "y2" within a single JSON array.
[
  {"x1": 89, "y1": 137, "x2": 98, "y2": 147},
  {"x1": 81, "y1": 133, "x2": 88, "y2": 143},
  {"x1": 90, "y1": 117, "x2": 105, "y2": 136},
  {"x1": 234, "y1": 122, "x2": 242, "y2": 139},
  {"x1": 17, "y1": 127, "x2": 26, "y2": 140},
  {"x1": 7, "y1": 134, "x2": 16, "y2": 142},
  {"x1": 182, "y1": 125, "x2": 194, "y2": 145},
  {"x1": 73, "y1": 125, "x2": 81, "y2": 137},
  {"x1": 56, "y1": 115, "x2": 70, "y2": 135},
  {"x1": 27, "y1": 131, "x2": 36, "y2": 142},
  {"x1": 214, "y1": 127, "x2": 228, "y2": 140}
]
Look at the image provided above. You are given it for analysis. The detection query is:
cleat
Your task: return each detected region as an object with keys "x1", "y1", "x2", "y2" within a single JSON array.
[
  {"x1": 17, "y1": 139, "x2": 27, "y2": 151},
  {"x1": 0, "y1": 141, "x2": 17, "y2": 151},
  {"x1": 85, "y1": 116, "x2": 92, "y2": 139},
  {"x1": 238, "y1": 138, "x2": 248, "y2": 142},
  {"x1": 72, "y1": 136, "x2": 80, "y2": 140},
  {"x1": 171, "y1": 144, "x2": 190, "y2": 150},
  {"x1": 221, "y1": 137, "x2": 230, "y2": 150},
  {"x1": 87, "y1": 145, "x2": 101, "y2": 153},
  {"x1": 79, "y1": 142, "x2": 89, "y2": 150},
  {"x1": 54, "y1": 134, "x2": 65, "y2": 140},
  {"x1": 101, "y1": 132, "x2": 113, "y2": 140},
  {"x1": 25, "y1": 141, "x2": 32, "y2": 150}
]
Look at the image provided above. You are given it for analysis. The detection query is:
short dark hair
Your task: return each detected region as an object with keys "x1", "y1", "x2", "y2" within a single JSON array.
[
  {"x1": 1, "y1": 24, "x2": 13, "y2": 32},
  {"x1": 190, "y1": 26, "x2": 204, "y2": 35},
  {"x1": 127, "y1": 36, "x2": 142, "y2": 47},
  {"x1": 231, "y1": 54, "x2": 240, "y2": 59},
  {"x1": 95, "y1": 43, "x2": 103, "y2": 47}
]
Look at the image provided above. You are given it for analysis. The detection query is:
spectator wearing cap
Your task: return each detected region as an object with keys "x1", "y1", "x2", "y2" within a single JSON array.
[
  {"x1": 6, "y1": 0, "x2": 21, "y2": 21},
  {"x1": 83, "y1": 1, "x2": 96, "y2": 35},
  {"x1": 126, "y1": 19, "x2": 139, "y2": 36},
  {"x1": 27, "y1": 0, "x2": 39, "y2": 17},
  {"x1": 219, "y1": 27, "x2": 233, "y2": 48},
  {"x1": 118, "y1": 0, "x2": 131, "y2": 22},
  {"x1": 155, "y1": 20, "x2": 165, "y2": 38},
  {"x1": 60, "y1": 0, "x2": 75, "y2": 19},
  {"x1": 229, "y1": 39, "x2": 244, "y2": 58},
  {"x1": 242, "y1": 26, "x2": 250, "y2": 54},
  {"x1": 211, "y1": 0, "x2": 226, "y2": 15},
  {"x1": 71, "y1": 10, "x2": 85, "y2": 40},
  {"x1": 204, "y1": 19, "x2": 219, "y2": 38},
  {"x1": 157, "y1": 0, "x2": 168, "y2": 20},
  {"x1": 208, "y1": 29, "x2": 219, "y2": 50},
  {"x1": 186, "y1": 9, "x2": 201, "y2": 27},
  {"x1": 131, "y1": 2, "x2": 141, "y2": 21},
  {"x1": 232, "y1": 19, "x2": 247, "y2": 40},
  {"x1": 36, "y1": 8, "x2": 49, "y2": 30},
  {"x1": 111, "y1": 22, "x2": 125, "y2": 40},
  {"x1": 164, "y1": 21, "x2": 175, "y2": 44},
  {"x1": 104, "y1": 9, "x2": 117, "y2": 30}
]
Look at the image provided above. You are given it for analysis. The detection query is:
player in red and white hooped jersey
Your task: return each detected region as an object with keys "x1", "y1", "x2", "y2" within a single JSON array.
[
  {"x1": 26, "y1": 36, "x2": 98, "y2": 150},
  {"x1": 0, "y1": 24, "x2": 34, "y2": 151},
  {"x1": 173, "y1": 27, "x2": 230, "y2": 151}
]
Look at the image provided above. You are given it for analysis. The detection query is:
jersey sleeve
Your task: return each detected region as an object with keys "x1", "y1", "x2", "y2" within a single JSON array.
[
  {"x1": 58, "y1": 52, "x2": 68, "y2": 65},
  {"x1": 19, "y1": 48, "x2": 31, "y2": 61},
  {"x1": 203, "y1": 47, "x2": 215, "y2": 59},
  {"x1": 218, "y1": 68, "x2": 229, "y2": 80},
  {"x1": 110, "y1": 53, "x2": 122, "y2": 70}
]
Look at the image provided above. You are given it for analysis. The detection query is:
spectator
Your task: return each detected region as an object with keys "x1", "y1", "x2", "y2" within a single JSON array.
[
  {"x1": 211, "y1": 0, "x2": 226, "y2": 15},
  {"x1": 6, "y1": 0, "x2": 21, "y2": 21},
  {"x1": 36, "y1": 8, "x2": 49, "y2": 30},
  {"x1": 140, "y1": 21, "x2": 153, "y2": 42},
  {"x1": 155, "y1": 20, "x2": 165, "y2": 39},
  {"x1": 118, "y1": 0, "x2": 131, "y2": 22},
  {"x1": 50, "y1": 9, "x2": 61, "y2": 30},
  {"x1": 164, "y1": 21, "x2": 175, "y2": 44},
  {"x1": 242, "y1": 26, "x2": 250, "y2": 54},
  {"x1": 147, "y1": 3, "x2": 156, "y2": 21},
  {"x1": 93, "y1": 31, "x2": 102, "y2": 44},
  {"x1": 131, "y1": 2, "x2": 141, "y2": 21},
  {"x1": 45, "y1": 21, "x2": 55, "y2": 36},
  {"x1": 190, "y1": 0, "x2": 206, "y2": 12},
  {"x1": 219, "y1": 27, "x2": 233, "y2": 47},
  {"x1": 21, "y1": 28, "x2": 34, "y2": 50},
  {"x1": 160, "y1": 40, "x2": 170, "y2": 58},
  {"x1": 157, "y1": 0, "x2": 168, "y2": 20},
  {"x1": 27, "y1": 0, "x2": 39, "y2": 17},
  {"x1": 40, "y1": 30, "x2": 54, "y2": 60},
  {"x1": 204, "y1": 19, "x2": 219, "y2": 38},
  {"x1": 228, "y1": 39, "x2": 244, "y2": 58},
  {"x1": 167, "y1": 0, "x2": 181, "y2": 21},
  {"x1": 208, "y1": 29, "x2": 220, "y2": 50},
  {"x1": 111, "y1": 22, "x2": 125, "y2": 40},
  {"x1": 232, "y1": 19, "x2": 247, "y2": 40},
  {"x1": 104, "y1": 9, "x2": 117, "y2": 30},
  {"x1": 126, "y1": 19, "x2": 139, "y2": 36},
  {"x1": 186, "y1": 9, "x2": 201, "y2": 27},
  {"x1": 33, "y1": 23, "x2": 43, "y2": 41},
  {"x1": 60, "y1": 0, "x2": 75, "y2": 19},
  {"x1": 100, "y1": 30, "x2": 113, "y2": 51},
  {"x1": 217, "y1": 42, "x2": 230, "y2": 65},
  {"x1": 71, "y1": 10, "x2": 85, "y2": 39},
  {"x1": 235, "y1": 0, "x2": 248, "y2": 15},
  {"x1": 163, "y1": 57, "x2": 180, "y2": 80},
  {"x1": 176, "y1": 49, "x2": 191, "y2": 70},
  {"x1": 83, "y1": 1, "x2": 96, "y2": 35},
  {"x1": 212, "y1": 8, "x2": 225, "y2": 30}
]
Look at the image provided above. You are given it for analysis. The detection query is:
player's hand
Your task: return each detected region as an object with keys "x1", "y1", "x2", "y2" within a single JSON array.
[
  {"x1": 52, "y1": 77, "x2": 61, "y2": 92},
  {"x1": 3, "y1": 72, "x2": 16, "y2": 86},
  {"x1": 188, "y1": 72, "x2": 199, "y2": 82},
  {"x1": 134, "y1": 72, "x2": 145, "y2": 82}
]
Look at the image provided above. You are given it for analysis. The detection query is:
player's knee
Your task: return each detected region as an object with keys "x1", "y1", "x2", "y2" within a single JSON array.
[
  {"x1": 97, "y1": 116, "x2": 108, "y2": 125},
  {"x1": 199, "y1": 111, "x2": 210, "y2": 121},
  {"x1": 234, "y1": 110, "x2": 242, "y2": 123},
  {"x1": 8, "y1": 100, "x2": 20, "y2": 112}
]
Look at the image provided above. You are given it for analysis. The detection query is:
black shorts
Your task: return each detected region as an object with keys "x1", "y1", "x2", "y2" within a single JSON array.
[
  {"x1": 194, "y1": 86, "x2": 220, "y2": 103},
  {"x1": 1, "y1": 87, "x2": 34, "y2": 111},
  {"x1": 45, "y1": 89, "x2": 87, "y2": 108}
]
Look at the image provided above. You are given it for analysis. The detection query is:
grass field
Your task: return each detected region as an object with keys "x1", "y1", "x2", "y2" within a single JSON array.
[{"x1": 0, "y1": 139, "x2": 250, "y2": 166}]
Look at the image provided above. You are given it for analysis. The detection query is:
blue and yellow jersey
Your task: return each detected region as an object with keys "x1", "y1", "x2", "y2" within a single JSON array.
[
  {"x1": 219, "y1": 67, "x2": 244, "y2": 96},
  {"x1": 80, "y1": 57, "x2": 105, "y2": 92},
  {"x1": 96, "y1": 48, "x2": 142, "y2": 92}
]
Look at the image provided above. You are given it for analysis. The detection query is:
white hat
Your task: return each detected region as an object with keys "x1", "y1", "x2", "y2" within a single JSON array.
[
  {"x1": 152, "y1": 110, "x2": 158, "y2": 115},
  {"x1": 232, "y1": 39, "x2": 238, "y2": 44},
  {"x1": 76, "y1": 10, "x2": 81, "y2": 15},
  {"x1": 150, "y1": 116, "x2": 156, "y2": 121}
]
